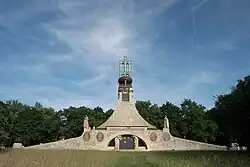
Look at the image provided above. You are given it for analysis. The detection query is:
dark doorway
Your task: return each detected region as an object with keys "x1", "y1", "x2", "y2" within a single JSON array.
[
  {"x1": 108, "y1": 138, "x2": 115, "y2": 147},
  {"x1": 138, "y1": 138, "x2": 147, "y2": 149},
  {"x1": 119, "y1": 135, "x2": 134, "y2": 149}
]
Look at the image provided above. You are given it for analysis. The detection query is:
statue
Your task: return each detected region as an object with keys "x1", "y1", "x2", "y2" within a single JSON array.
[
  {"x1": 164, "y1": 115, "x2": 169, "y2": 129},
  {"x1": 83, "y1": 115, "x2": 89, "y2": 130}
]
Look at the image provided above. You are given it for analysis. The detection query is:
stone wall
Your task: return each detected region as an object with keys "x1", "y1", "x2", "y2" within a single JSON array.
[
  {"x1": 25, "y1": 137, "x2": 82, "y2": 150},
  {"x1": 24, "y1": 129, "x2": 227, "y2": 151},
  {"x1": 164, "y1": 137, "x2": 227, "y2": 151}
]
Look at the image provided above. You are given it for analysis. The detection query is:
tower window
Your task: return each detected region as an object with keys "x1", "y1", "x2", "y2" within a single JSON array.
[{"x1": 122, "y1": 92, "x2": 129, "y2": 101}]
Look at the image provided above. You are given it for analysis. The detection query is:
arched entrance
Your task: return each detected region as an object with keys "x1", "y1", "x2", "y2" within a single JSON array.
[
  {"x1": 107, "y1": 134, "x2": 148, "y2": 150},
  {"x1": 119, "y1": 134, "x2": 134, "y2": 149}
]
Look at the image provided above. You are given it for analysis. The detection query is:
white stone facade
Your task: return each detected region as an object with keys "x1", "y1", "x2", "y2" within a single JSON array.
[{"x1": 26, "y1": 127, "x2": 227, "y2": 151}]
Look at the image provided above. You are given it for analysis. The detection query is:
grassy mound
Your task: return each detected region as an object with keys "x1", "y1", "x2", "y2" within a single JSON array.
[{"x1": 0, "y1": 149, "x2": 249, "y2": 167}]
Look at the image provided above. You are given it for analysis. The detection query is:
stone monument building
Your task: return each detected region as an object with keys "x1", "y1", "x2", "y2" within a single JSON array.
[{"x1": 26, "y1": 56, "x2": 226, "y2": 151}]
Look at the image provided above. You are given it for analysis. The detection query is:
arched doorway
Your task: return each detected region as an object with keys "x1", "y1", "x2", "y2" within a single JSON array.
[
  {"x1": 119, "y1": 134, "x2": 134, "y2": 149},
  {"x1": 107, "y1": 134, "x2": 148, "y2": 150}
]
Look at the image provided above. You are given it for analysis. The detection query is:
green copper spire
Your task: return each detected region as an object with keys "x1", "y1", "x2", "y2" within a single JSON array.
[{"x1": 119, "y1": 56, "x2": 132, "y2": 77}]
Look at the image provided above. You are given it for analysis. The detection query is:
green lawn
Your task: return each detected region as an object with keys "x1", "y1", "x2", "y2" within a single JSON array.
[{"x1": 0, "y1": 149, "x2": 249, "y2": 167}]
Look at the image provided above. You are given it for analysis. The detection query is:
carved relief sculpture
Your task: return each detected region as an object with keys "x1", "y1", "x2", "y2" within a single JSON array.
[
  {"x1": 83, "y1": 132, "x2": 90, "y2": 142},
  {"x1": 150, "y1": 133, "x2": 157, "y2": 141},
  {"x1": 163, "y1": 132, "x2": 170, "y2": 141},
  {"x1": 96, "y1": 132, "x2": 104, "y2": 142}
]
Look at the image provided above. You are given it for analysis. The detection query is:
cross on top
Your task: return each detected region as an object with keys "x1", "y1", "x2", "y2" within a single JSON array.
[{"x1": 119, "y1": 56, "x2": 132, "y2": 77}]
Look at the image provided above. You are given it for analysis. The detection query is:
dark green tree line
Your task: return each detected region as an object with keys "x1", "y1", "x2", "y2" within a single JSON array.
[
  {"x1": 208, "y1": 76, "x2": 250, "y2": 148},
  {"x1": 0, "y1": 75, "x2": 249, "y2": 149}
]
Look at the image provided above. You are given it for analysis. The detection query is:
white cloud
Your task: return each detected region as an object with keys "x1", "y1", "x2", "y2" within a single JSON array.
[
  {"x1": 36, "y1": 0, "x2": 181, "y2": 109},
  {"x1": 0, "y1": 0, "x2": 228, "y2": 111},
  {"x1": 46, "y1": 0, "x2": 180, "y2": 62},
  {"x1": 47, "y1": 14, "x2": 133, "y2": 65},
  {"x1": 189, "y1": 71, "x2": 221, "y2": 84},
  {"x1": 214, "y1": 41, "x2": 239, "y2": 51}
]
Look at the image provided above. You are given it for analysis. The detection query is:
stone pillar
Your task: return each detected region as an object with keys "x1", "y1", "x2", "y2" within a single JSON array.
[
  {"x1": 134, "y1": 136, "x2": 138, "y2": 150},
  {"x1": 115, "y1": 137, "x2": 119, "y2": 150}
]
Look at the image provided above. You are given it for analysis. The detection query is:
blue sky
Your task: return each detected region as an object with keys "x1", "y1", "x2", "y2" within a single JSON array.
[{"x1": 0, "y1": 0, "x2": 249, "y2": 110}]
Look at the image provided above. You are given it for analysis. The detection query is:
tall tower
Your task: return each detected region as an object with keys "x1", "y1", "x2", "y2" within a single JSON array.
[
  {"x1": 97, "y1": 55, "x2": 156, "y2": 128},
  {"x1": 118, "y1": 56, "x2": 133, "y2": 103}
]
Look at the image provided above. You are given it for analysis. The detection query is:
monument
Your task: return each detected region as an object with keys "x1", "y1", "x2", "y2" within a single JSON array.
[{"x1": 26, "y1": 56, "x2": 226, "y2": 151}]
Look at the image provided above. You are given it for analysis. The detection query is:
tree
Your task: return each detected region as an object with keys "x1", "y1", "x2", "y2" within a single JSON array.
[
  {"x1": 212, "y1": 75, "x2": 250, "y2": 148},
  {"x1": 179, "y1": 99, "x2": 209, "y2": 142},
  {"x1": 57, "y1": 106, "x2": 108, "y2": 139},
  {"x1": 0, "y1": 101, "x2": 9, "y2": 146},
  {"x1": 136, "y1": 100, "x2": 161, "y2": 128}
]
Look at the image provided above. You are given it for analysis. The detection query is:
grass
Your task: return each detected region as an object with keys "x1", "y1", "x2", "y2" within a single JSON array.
[{"x1": 0, "y1": 149, "x2": 250, "y2": 167}]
